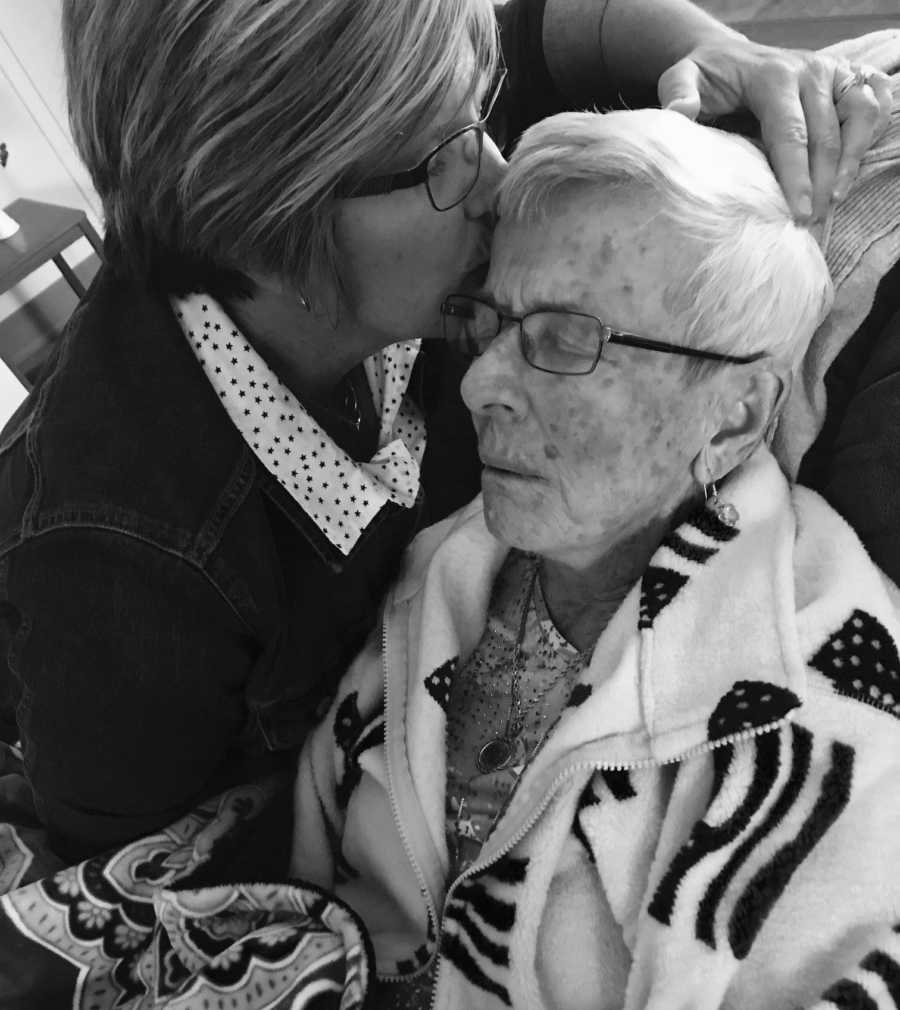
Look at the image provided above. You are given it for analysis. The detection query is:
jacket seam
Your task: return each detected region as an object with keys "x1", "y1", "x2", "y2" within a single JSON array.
[
  {"x1": 22, "y1": 387, "x2": 49, "y2": 539},
  {"x1": 191, "y1": 444, "x2": 258, "y2": 565},
  {"x1": 0, "y1": 521, "x2": 256, "y2": 635},
  {"x1": 0, "y1": 554, "x2": 34, "y2": 756},
  {"x1": 18, "y1": 304, "x2": 86, "y2": 538}
]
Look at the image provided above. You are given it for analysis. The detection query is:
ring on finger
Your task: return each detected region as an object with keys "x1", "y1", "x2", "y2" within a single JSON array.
[{"x1": 834, "y1": 67, "x2": 874, "y2": 103}]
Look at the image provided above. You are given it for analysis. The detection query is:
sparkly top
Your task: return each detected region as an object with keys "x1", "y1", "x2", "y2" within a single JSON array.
[
  {"x1": 445, "y1": 550, "x2": 589, "y2": 879},
  {"x1": 376, "y1": 551, "x2": 589, "y2": 1009}
]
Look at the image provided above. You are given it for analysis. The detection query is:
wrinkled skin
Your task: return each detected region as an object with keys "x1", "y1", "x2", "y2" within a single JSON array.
[{"x1": 461, "y1": 188, "x2": 735, "y2": 575}]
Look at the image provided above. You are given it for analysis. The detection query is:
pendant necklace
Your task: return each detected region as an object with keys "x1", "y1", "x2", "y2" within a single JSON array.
[{"x1": 475, "y1": 558, "x2": 565, "y2": 775}]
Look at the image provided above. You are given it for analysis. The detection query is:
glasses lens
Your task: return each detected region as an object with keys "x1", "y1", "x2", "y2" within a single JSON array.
[
  {"x1": 427, "y1": 126, "x2": 483, "y2": 211},
  {"x1": 522, "y1": 312, "x2": 603, "y2": 374},
  {"x1": 442, "y1": 296, "x2": 498, "y2": 354}
]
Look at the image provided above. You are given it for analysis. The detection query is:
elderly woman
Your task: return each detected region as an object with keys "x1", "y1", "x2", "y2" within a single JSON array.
[
  {"x1": 292, "y1": 110, "x2": 900, "y2": 1010},
  {"x1": 0, "y1": 0, "x2": 891, "y2": 874}
]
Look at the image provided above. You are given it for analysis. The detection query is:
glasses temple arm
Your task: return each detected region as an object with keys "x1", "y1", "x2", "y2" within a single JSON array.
[{"x1": 607, "y1": 331, "x2": 764, "y2": 365}]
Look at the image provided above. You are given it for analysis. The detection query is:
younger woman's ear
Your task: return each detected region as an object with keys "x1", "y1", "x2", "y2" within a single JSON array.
[{"x1": 693, "y1": 367, "x2": 785, "y2": 484}]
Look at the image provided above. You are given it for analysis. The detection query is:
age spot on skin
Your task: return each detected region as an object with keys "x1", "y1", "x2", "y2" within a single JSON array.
[{"x1": 544, "y1": 442, "x2": 561, "y2": 460}]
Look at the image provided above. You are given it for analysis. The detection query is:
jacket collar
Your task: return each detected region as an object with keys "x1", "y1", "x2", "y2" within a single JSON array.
[{"x1": 171, "y1": 291, "x2": 425, "y2": 557}]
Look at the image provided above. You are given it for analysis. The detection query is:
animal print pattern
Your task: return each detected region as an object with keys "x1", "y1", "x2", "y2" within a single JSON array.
[
  {"x1": 639, "y1": 504, "x2": 740, "y2": 629},
  {"x1": 649, "y1": 724, "x2": 854, "y2": 959},
  {"x1": 810, "y1": 610, "x2": 900, "y2": 720},
  {"x1": 441, "y1": 855, "x2": 530, "y2": 1007}
]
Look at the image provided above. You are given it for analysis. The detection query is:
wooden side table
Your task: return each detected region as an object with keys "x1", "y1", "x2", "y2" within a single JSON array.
[{"x1": 0, "y1": 198, "x2": 104, "y2": 299}]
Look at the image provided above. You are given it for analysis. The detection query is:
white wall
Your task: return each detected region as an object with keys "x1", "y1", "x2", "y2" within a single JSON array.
[{"x1": 0, "y1": 0, "x2": 102, "y2": 325}]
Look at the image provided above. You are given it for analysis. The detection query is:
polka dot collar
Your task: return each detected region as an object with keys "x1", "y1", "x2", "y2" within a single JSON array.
[{"x1": 172, "y1": 292, "x2": 425, "y2": 555}]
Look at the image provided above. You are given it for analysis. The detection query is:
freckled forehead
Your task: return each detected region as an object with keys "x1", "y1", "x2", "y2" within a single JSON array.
[{"x1": 488, "y1": 190, "x2": 679, "y2": 327}]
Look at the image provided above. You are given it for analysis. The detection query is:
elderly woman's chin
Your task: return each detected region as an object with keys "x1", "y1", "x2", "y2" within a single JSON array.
[{"x1": 480, "y1": 477, "x2": 563, "y2": 555}]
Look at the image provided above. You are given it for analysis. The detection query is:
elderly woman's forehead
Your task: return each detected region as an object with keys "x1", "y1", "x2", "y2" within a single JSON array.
[{"x1": 492, "y1": 196, "x2": 661, "y2": 277}]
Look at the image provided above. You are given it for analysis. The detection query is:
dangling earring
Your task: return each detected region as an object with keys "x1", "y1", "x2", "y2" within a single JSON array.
[
  {"x1": 704, "y1": 480, "x2": 740, "y2": 527},
  {"x1": 296, "y1": 290, "x2": 311, "y2": 312}
]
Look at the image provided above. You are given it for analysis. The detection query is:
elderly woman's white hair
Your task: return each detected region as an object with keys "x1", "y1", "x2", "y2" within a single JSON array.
[{"x1": 498, "y1": 109, "x2": 835, "y2": 374}]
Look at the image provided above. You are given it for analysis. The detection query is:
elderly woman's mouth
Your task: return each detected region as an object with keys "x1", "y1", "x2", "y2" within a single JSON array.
[{"x1": 481, "y1": 457, "x2": 540, "y2": 480}]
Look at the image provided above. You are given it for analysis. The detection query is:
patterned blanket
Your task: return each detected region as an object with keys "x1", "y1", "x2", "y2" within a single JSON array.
[{"x1": 0, "y1": 743, "x2": 371, "y2": 1009}]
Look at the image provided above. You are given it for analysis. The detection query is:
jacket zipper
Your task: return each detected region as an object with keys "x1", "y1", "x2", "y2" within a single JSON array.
[
  {"x1": 380, "y1": 614, "x2": 442, "y2": 985},
  {"x1": 827, "y1": 684, "x2": 900, "y2": 719},
  {"x1": 419, "y1": 715, "x2": 793, "y2": 1008},
  {"x1": 378, "y1": 588, "x2": 796, "y2": 996}
]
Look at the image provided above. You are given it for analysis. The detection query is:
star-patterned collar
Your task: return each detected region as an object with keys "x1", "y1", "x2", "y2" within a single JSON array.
[{"x1": 171, "y1": 293, "x2": 425, "y2": 556}]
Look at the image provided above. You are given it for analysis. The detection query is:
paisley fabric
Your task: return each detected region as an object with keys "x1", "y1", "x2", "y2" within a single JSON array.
[{"x1": 0, "y1": 743, "x2": 371, "y2": 1009}]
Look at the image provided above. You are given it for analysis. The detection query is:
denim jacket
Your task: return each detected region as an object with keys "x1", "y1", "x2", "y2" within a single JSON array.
[
  {"x1": 0, "y1": 0, "x2": 592, "y2": 871},
  {"x1": 0, "y1": 269, "x2": 480, "y2": 865}
]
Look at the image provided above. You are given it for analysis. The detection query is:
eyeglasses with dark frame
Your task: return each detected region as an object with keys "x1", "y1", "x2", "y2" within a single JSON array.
[
  {"x1": 337, "y1": 69, "x2": 508, "y2": 212},
  {"x1": 441, "y1": 293, "x2": 765, "y2": 375}
]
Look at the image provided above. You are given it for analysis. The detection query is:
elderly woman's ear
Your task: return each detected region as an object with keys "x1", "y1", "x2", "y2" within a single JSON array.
[{"x1": 692, "y1": 366, "x2": 785, "y2": 485}]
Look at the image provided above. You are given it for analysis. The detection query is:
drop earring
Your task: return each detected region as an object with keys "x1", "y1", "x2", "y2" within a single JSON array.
[{"x1": 704, "y1": 480, "x2": 740, "y2": 527}]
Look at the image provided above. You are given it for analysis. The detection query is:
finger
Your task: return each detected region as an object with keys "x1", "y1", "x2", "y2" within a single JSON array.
[
  {"x1": 798, "y1": 60, "x2": 842, "y2": 222},
  {"x1": 867, "y1": 70, "x2": 894, "y2": 142},
  {"x1": 754, "y1": 74, "x2": 814, "y2": 222},
  {"x1": 658, "y1": 58, "x2": 703, "y2": 121},
  {"x1": 832, "y1": 78, "x2": 884, "y2": 201}
]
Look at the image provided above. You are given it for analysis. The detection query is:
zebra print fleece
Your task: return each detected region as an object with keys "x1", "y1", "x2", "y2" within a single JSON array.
[{"x1": 292, "y1": 447, "x2": 900, "y2": 1010}]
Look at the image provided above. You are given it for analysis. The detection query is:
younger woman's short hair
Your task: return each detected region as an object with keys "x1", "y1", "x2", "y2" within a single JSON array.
[{"x1": 62, "y1": 0, "x2": 498, "y2": 299}]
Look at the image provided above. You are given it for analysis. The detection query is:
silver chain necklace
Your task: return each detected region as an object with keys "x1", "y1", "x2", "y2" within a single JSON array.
[{"x1": 475, "y1": 558, "x2": 584, "y2": 774}]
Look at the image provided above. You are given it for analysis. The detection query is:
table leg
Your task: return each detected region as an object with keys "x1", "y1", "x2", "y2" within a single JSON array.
[
  {"x1": 79, "y1": 218, "x2": 105, "y2": 260},
  {"x1": 53, "y1": 254, "x2": 87, "y2": 299}
]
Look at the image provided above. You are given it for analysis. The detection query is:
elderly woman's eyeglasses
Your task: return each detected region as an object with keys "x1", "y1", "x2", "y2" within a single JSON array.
[
  {"x1": 441, "y1": 294, "x2": 765, "y2": 375},
  {"x1": 338, "y1": 70, "x2": 507, "y2": 212}
]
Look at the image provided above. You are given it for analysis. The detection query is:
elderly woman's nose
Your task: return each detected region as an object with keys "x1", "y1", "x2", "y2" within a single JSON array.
[
  {"x1": 460, "y1": 325, "x2": 524, "y2": 417},
  {"x1": 464, "y1": 135, "x2": 507, "y2": 222}
]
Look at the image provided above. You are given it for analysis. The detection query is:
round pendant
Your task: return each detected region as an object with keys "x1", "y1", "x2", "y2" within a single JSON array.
[{"x1": 476, "y1": 736, "x2": 515, "y2": 774}]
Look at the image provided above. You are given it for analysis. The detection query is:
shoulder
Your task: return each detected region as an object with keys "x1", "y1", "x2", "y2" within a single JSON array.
[
  {"x1": 786, "y1": 483, "x2": 900, "y2": 729},
  {"x1": 0, "y1": 268, "x2": 255, "y2": 555},
  {"x1": 390, "y1": 496, "x2": 490, "y2": 603},
  {"x1": 806, "y1": 631, "x2": 900, "y2": 733}
]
